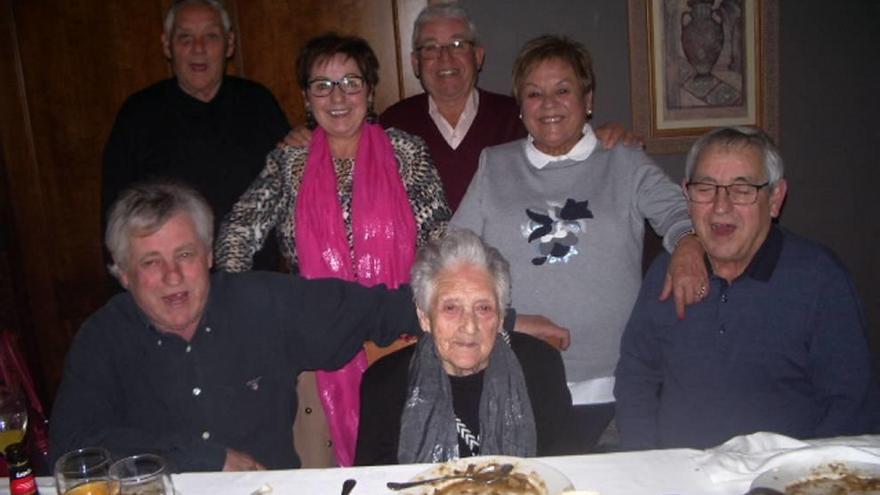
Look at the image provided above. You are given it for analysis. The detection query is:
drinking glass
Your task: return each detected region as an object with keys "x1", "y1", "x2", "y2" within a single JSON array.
[
  {"x1": 109, "y1": 454, "x2": 174, "y2": 495},
  {"x1": 0, "y1": 379, "x2": 28, "y2": 457},
  {"x1": 54, "y1": 447, "x2": 116, "y2": 495}
]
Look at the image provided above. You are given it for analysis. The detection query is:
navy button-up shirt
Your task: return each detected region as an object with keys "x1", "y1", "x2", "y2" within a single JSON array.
[
  {"x1": 615, "y1": 226, "x2": 876, "y2": 449},
  {"x1": 50, "y1": 271, "x2": 419, "y2": 471}
]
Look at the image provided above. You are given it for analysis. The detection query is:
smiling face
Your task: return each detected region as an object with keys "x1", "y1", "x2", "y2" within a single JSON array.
[
  {"x1": 687, "y1": 144, "x2": 787, "y2": 281},
  {"x1": 306, "y1": 53, "x2": 369, "y2": 156},
  {"x1": 411, "y1": 16, "x2": 485, "y2": 106},
  {"x1": 519, "y1": 58, "x2": 592, "y2": 156},
  {"x1": 418, "y1": 263, "x2": 501, "y2": 377},
  {"x1": 161, "y1": 2, "x2": 234, "y2": 102},
  {"x1": 118, "y1": 211, "x2": 213, "y2": 341}
]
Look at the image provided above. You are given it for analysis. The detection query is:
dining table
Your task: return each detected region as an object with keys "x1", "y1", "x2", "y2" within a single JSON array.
[{"x1": 12, "y1": 433, "x2": 880, "y2": 495}]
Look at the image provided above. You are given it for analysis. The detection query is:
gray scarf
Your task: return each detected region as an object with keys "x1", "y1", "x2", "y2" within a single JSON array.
[{"x1": 397, "y1": 332, "x2": 536, "y2": 463}]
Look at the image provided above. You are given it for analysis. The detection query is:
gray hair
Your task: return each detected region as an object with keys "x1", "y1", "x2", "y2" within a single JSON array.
[
  {"x1": 412, "y1": 2, "x2": 480, "y2": 48},
  {"x1": 163, "y1": 0, "x2": 231, "y2": 38},
  {"x1": 685, "y1": 126, "x2": 784, "y2": 188},
  {"x1": 105, "y1": 181, "x2": 214, "y2": 279},
  {"x1": 410, "y1": 229, "x2": 511, "y2": 316}
]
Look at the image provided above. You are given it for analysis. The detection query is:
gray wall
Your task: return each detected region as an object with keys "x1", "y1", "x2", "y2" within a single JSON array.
[{"x1": 461, "y1": 0, "x2": 880, "y2": 347}]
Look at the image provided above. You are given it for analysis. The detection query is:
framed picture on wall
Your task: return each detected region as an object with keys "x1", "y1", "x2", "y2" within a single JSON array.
[{"x1": 627, "y1": 0, "x2": 779, "y2": 154}]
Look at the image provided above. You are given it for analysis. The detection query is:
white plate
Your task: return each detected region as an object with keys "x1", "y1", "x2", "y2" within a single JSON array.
[
  {"x1": 750, "y1": 460, "x2": 880, "y2": 493},
  {"x1": 400, "y1": 455, "x2": 574, "y2": 494}
]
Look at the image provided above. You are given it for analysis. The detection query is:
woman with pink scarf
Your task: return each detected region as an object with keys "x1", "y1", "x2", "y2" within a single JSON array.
[{"x1": 215, "y1": 33, "x2": 450, "y2": 467}]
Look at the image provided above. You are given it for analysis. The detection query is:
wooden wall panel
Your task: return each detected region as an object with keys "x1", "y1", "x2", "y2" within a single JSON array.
[
  {"x1": 3, "y1": 0, "x2": 174, "y2": 398},
  {"x1": 0, "y1": 0, "x2": 426, "y2": 405},
  {"x1": 1, "y1": 0, "x2": 63, "y2": 400}
]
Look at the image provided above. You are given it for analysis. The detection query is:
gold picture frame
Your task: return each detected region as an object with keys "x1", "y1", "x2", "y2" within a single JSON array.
[{"x1": 628, "y1": 0, "x2": 779, "y2": 154}]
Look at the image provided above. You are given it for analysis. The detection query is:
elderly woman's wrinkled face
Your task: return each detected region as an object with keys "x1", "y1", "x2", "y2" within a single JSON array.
[
  {"x1": 418, "y1": 263, "x2": 501, "y2": 377},
  {"x1": 306, "y1": 54, "x2": 370, "y2": 148},
  {"x1": 519, "y1": 58, "x2": 592, "y2": 156}
]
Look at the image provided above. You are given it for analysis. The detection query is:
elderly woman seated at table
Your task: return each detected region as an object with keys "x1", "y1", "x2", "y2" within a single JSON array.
[{"x1": 354, "y1": 229, "x2": 575, "y2": 465}]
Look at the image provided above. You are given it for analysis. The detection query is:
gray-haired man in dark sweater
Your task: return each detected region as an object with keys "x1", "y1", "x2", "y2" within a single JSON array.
[
  {"x1": 51, "y1": 181, "x2": 419, "y2": 472},
  {"x1": 615, "y1": 127, "x2": 877, "y2": 450}
]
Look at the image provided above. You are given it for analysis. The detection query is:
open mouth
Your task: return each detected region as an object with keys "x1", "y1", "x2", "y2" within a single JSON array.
[
  {"x1": 162, "y1": 291, "x2": 189, "y2": 306},
  {"x1": 711, "y1": 223, "x2": 737, "y2": 236}
]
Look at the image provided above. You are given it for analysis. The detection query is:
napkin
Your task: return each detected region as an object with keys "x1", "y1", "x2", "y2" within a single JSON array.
[{"x1": 693, "y1": 431, "x2": 880, "y2": 483}]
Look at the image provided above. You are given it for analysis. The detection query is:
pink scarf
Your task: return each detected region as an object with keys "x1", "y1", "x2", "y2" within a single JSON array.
[{"x1": 295, "y1": 123, "x2": 416, "y2": 466}]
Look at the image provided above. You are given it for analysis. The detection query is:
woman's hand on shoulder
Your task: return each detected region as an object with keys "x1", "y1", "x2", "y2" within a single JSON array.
[
  {"x1": 660, "y1": 234, "x2": 709, "y2": 319},
  {"x1": 594, "y1": 121, "x2": 644, "y2": 149},
  {"x1": 277, "y1": 125, "x2": 312, "y2": 148}
]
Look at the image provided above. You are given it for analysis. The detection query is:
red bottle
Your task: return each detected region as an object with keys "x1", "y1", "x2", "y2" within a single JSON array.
[{"x1": 6, "y1": 443, "x2": 39, "y2": 495}]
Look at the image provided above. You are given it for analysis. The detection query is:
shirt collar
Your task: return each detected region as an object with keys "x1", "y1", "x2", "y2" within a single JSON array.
[
  {"x1": 706, "y1": 224, "x2": 784, "y2": 282},
  {"x1": 525, "y1": 123, "x2": 597, "y2": 169},
  {"x1": 428, "y1": 88, "x2": 479, "y2": 150}
]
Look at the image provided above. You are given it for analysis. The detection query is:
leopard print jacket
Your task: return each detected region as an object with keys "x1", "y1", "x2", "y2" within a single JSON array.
[{"x1": 214, "y1": 127, "x2": 451, "y2": 272}]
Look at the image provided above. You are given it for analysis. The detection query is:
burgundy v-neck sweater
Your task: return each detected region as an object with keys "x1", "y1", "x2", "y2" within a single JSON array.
[{"x1": 380, "y1": 88, "x2": 526, "y2": 210}]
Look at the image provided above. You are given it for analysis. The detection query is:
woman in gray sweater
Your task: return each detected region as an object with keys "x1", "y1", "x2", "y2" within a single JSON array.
[{"x1": 450, "y1": 35, "x2": 707, "y2": 451}]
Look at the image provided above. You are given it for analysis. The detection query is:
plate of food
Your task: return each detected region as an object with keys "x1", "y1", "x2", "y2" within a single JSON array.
[
  {"x1": 395, "y1": 455, "x2": 574, "y2": 494},
  {"x1": 750, "y1": 460, "x2": 880, "y2": 494}
]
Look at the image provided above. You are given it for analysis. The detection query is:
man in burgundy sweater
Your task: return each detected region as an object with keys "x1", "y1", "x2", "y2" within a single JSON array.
[{"x1": 378, "y1": 3, "x2": 525, "y2": 209}]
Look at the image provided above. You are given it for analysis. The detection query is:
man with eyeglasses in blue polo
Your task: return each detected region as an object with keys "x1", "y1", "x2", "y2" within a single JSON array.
[{"x1": 614, "y1": 126, "x2": 877, "y2": 450}]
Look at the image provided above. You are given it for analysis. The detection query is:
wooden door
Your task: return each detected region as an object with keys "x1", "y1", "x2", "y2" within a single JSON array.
[{"x1": 0, "y1": 0, "x2": 426, "y2": 407}]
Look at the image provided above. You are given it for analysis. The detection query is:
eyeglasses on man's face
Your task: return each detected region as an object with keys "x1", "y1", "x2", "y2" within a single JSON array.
[
  {"x1": 415, "y1": 39, "x2": 474, "y2": 59},
  {"x1": 685, "y1": 181, "x2": 770, "y2": 205},
  {"x1": 306, "y1": 75, "x2": 365, "y2": 97}
]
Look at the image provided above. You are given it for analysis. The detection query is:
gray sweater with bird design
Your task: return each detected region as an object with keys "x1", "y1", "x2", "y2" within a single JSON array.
[{"x1": 451, "y1": 139, "x2": 691, "y2": 399}]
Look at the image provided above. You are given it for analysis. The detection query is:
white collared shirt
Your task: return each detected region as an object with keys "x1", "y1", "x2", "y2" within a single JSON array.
[
  {"x1": 525, "y1": 123, "x2": 598, "y2": 169},
  {"x1": 428, "y1": 89, "x2": 480, "y2": 149}
]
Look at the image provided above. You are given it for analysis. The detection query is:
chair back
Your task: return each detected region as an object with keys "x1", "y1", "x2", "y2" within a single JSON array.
[{"x1": 0, "y1": 329, "x2": 49, "y2": 475}]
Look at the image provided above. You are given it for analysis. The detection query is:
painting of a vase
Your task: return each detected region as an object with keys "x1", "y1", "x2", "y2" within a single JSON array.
[{"x1": 680, "y1": 0, "x2": 724, "y2": 81}]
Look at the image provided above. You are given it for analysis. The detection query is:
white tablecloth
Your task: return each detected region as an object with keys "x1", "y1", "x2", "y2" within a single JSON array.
[{"x1": 19, "y1": 434, "x2": 880, "y2": 495}]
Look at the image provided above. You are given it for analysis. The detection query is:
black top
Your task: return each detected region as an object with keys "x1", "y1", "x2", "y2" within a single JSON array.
[
  {"x1": 355, "y1": 332, "x2": 576, "y2": 465},
  {"x1": 451, "y1": 371, "x2": 483, "y2": 456},
  {"x1": 49, "y1": 271, "x2": 420, "y2": 472},
  {"x1": 101, "y1": 76, "x2": 290, "y2": 269}
]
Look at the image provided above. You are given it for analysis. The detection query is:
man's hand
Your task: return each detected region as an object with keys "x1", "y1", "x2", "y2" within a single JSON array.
[
  {"x1": 277, "y1": 125, "x2": 313, "y2": 148},
  {"x1": 660, "y1": 234, "x2": 709, "y2": 319},
  {"x1": 222, "y1": 448, "x2": 266, "y2": 471},
  {"x1": 594, "y1": 121, "x2": 644, "y2": 149},
  {"x1": 514, "y1": 314, "x2": 571, "y2": 350}
]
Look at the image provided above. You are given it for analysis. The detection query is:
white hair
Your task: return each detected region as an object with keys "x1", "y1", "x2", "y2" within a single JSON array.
[
  {"x1": 105, "y1": 181, "x2": 213, "y2": 281},
  {"x1": 163, "y1": 0, "x2": 231, "y2": 38},
  {"x1": 410, "y1": 229, "x2": 510, "y2": 316},
  {"x1": 412, "y1": 2, "x2": 479, "y2": 48},
  {"x1": 685, "y1": 126, "x2": 785, "y2": 188}
]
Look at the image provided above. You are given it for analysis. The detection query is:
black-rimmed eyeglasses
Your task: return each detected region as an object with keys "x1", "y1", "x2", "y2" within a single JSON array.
[
  {"x1": 415, "y1": 39, "x2": 474, "y2": 59},
  {"x1": 685, "y1": 181, "x2": 770, "y2": 205},
  {"x1": 306, "y1": 76, "x2": 365, "y2": 97}
]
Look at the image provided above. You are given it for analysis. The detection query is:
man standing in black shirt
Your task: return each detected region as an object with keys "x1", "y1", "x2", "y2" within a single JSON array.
[
  {"x1": 50, "y1": 181, "x2": 420, "y2": 471},
  {"x1": 101, "y1": 0, "x2": 289, "y2": 271}
]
